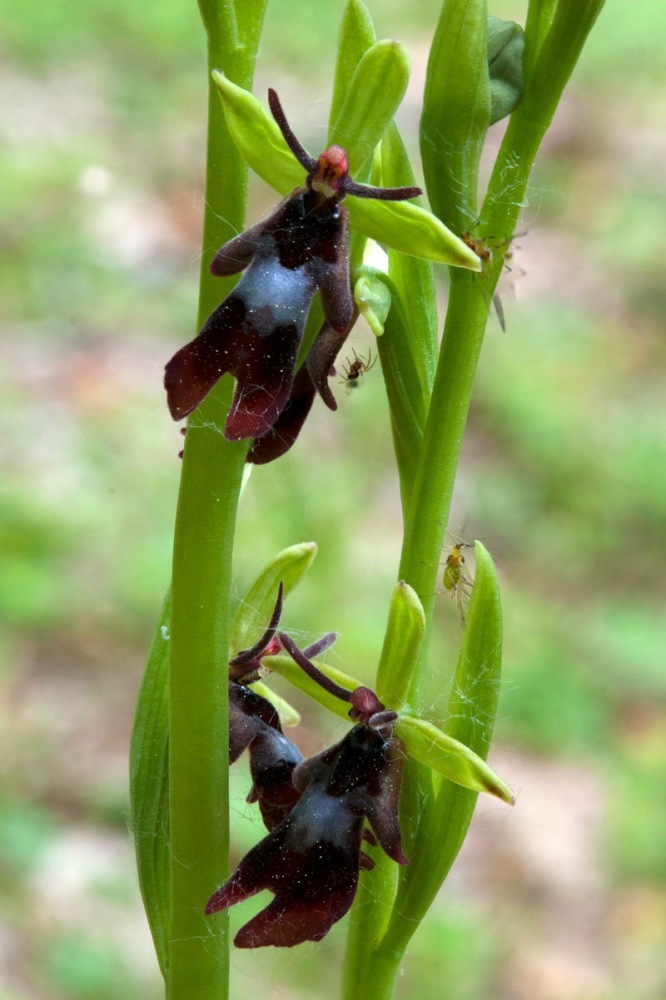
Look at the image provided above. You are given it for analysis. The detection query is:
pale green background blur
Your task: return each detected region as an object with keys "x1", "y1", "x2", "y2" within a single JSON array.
[{"x1": 1, "y1": 1, "x2": 664, "y2": 998}]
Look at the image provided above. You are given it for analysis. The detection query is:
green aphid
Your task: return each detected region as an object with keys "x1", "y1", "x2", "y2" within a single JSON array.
[{"x1": 442, "y1": 543, "x2": 474, "y2": 627}]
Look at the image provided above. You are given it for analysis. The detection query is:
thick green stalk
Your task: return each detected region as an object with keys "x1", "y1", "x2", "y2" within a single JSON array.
[
  {"x1": 166, "y1": 3, "x2": 266, "y2": 998},
  {"x1": 342, "y1": 273, "x2": 489, "y2": 1000}
]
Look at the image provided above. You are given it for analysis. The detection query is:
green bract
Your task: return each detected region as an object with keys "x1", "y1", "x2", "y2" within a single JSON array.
[
  {"x1": 212, "y1": 72, "x2": 482, "y2": 271},
  {"x1": 375, "y1": 580, "x2": 425, "y2": 710}
]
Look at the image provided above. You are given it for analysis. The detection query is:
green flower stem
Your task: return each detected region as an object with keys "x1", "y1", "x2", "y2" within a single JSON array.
[
  {"x1": 399, "y1": 272, "x2": 490, "y2": 700},
  {"x1": 166, "y1": 3, "x2": 266, "y2": 998},
  {"x1": 342, "y1": 273, "x2": 489, "y2": 1000}
]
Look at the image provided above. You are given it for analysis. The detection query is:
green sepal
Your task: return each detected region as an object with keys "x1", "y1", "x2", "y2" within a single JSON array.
[
  {"x1": 129, "y1": 592, "x2": 171, "y2": 977},
  {"x1": 212, "y1": 72, "x2": 302, "y2": 195},
  {"x1": 395, "y1": 715, "x2": 513, "y2": 804},
  {"x1": 347, "y1": 197, "x2": 481, "y2": 269},
  {"x1": 420, "y1": 0, "x2": 491, "y2": 231},
  {"x1": 329, "y1": 40, "x2": 410, "y2": 175},
  {"x1": 488, "y1": 17, "x2": 525, "y2": 125},
  {"x1": 353, "y1": 270, "x2": 392, "y2": 336},
  {"x1": 375, "y1": 580, "x2": 425, "y2": 711},
  {"x1": 229, "y1": 541, "x2": 318, "y2": 654},
  {"x1": 330, "y1": 0, "x2": 376, "y2": 128},
  {"x1": 262, "y1": 653, "x2": 361, "y2": 721},
  {"x1": 212, "y1": 72, "x2": 481, "y2": 271}
]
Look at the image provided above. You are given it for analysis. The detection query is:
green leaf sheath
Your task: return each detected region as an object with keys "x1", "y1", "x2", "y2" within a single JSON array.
[{"x1": 129, "y1": 592, "x2": 172, "y2": 976}]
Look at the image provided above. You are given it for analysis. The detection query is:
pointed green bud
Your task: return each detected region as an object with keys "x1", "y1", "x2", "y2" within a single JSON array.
[
  {"x1": 421, "y1": 0, "x2": 491, "y2": 231},
  {"x1": 330, "y1": 0, "x2": 376, "y2": 128},
  {"x1": 230, "y1": 542, "x2": 317, "y2": 655},
  {"x1": 329, "y1": 40, "x2": 410, "y2": 175},
  {"x1": 375, "y1": 581, "x2": 425, "y2": 710},
  {"x1": 354, "y1": 269, "x2": 392, "y2": 336},
  {"x1": 488, "y1": 17, "x2": 525, "y2": 124},
  {"x1": 395, "y1": 715, "x2": 513, "y2": 804}
]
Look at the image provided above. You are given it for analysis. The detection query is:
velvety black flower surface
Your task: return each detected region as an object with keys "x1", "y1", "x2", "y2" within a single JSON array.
[
  {"x1": 206, "y1": 722, "x2": 408, "y2": 948},
  {"x1": 164, "y1": 89, "x2": 419, "y2": 455}
]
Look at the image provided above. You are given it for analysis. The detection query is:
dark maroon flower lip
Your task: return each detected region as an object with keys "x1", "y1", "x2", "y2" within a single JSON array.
[
  {"x1": 206, "y1": 723, "x2": 408, "y2": 948},
  {"x1": 164, "y1": 89, "x2": 420, "y2": 458}
]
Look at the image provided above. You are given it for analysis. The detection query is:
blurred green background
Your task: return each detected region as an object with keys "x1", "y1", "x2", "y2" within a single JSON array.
[{"x1": 1, "y1": 1, "x2": 664, "y2": 998}]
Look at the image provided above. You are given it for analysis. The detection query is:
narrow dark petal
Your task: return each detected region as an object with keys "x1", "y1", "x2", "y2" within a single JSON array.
[
  {"x1": 229, "y1": 582, "x2": 284, "y2": 669},
  {"x1": 246, "y1": 366, "x2": 317, "y2": 465},
  {"x1": 268, "y1": 88, "x2": 317, "y2": 174},
  {"x1": 208, "y1": 224, "x2": 260, "y2": 277},
  {"x1": 278, "y1": 631, "x2": 352, "y2": 703},
  {"x1": 367, "y1": 709, "x2": 399, "y2": 732},
  {"x1": 343, "y1": 179, "x2": 422, "y2": 201},
  {"x1": 302, "y1": 631, "x2": 338, "y2": 659},
  {"x1": 229, "y1": 704, "x2": 262, "y2": 764}
]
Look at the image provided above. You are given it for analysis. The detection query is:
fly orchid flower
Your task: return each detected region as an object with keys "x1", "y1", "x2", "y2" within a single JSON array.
[
  {"x1": 208, "y1": 629, "x2": 407, "y2": 948},
  {"x1": 164, "y1": 89, "x2": 420, "y2": 448}
]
